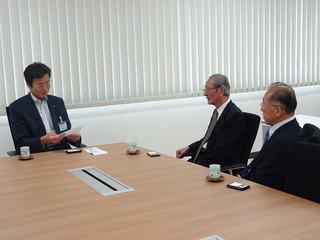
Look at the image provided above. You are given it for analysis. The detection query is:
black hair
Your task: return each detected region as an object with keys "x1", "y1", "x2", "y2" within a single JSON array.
[{"x1": 23, "y1": 62, "x2": 51, "y2": 86}]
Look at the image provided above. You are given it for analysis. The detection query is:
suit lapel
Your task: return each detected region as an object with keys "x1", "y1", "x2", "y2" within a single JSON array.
[
  {"x1": 250, "y1": 119, "x2": 297, "y2": 169},
  {"x1": 266, "y1": 119, "x2": 296, "y2": 143},
  {"x1": 47, "y1": 96, "x2": 59, "y2": 133},
  {"x1": 211, "y1": 101, "x2": 232, "y2": 134},
  {"x1": 25, "y1": 94, "x2": 46, "y2": 131}
]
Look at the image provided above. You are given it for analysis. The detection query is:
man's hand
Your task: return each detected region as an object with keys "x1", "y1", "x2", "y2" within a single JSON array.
[
  {"x1": 66, "y1": 133, "x2": 81, "y2": 143},
  {"x1": 40, "y1": 133, "x2": 65, "y2": 144},
  {"x1": 176, "y1": 146, "x2": 190, "y2": 158}
]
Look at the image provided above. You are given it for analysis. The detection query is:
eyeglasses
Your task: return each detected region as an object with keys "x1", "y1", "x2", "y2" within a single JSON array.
[
  {"x1": 260, "y1": 102, "x2": 283, "y2": 109},
  {"x1": 35, "y1": 80, "x2": 51, "y2": 88},
  {"x1": 202, "y1": 85, "x2": 221, "y2": 92},
  {"x1": 203, "y1": 87, "x2": 215, "y2": 92}
]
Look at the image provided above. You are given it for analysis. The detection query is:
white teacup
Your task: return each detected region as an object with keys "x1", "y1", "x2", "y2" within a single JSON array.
[
  {"x1": 209, "y1": 164, "x2": 221, "y2": 179},
  {"x1": 128, "y1": 142, "x2": 137, "y2": 153},
  {"x1": 20, "y1": 146, "x2": 30, "y2": 158}
]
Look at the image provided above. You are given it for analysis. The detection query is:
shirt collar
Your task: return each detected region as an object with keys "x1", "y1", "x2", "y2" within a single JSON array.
[
  {"x1": 269, "y1": 116, "x2": 296, "y2": 138},
  {"x1": 30, "y1": 92, "x2": 48, "y2": 103},
  {"x1": 215, "y1": 98, "x2": 230, "y2": 118}
]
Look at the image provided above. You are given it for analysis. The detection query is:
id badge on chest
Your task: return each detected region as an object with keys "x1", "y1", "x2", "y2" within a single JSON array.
[{"x1": 58, "y1": 116, "x2": 67, "y2": 132}]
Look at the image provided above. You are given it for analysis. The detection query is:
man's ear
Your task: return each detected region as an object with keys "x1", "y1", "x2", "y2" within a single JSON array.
[{"x1": 275, "y1": 106, "x2": 283, "y2": 116}]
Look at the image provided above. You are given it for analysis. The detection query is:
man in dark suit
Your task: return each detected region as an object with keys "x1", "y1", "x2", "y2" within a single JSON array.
[
  {"x1": 240, "y1": 82, "x2": 306, "y2": 191},
  {"x1": 176, "y1": 74, "x2": 245, "y2": 168},
  {"x1": 9, "y1": 62, "x2": 82, "y2": 154}
]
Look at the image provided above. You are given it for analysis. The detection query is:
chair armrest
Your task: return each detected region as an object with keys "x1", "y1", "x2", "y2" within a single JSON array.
[
  {"x1": 80, "y1": 143, "x2": 87, "y2": 148},
  {"x1": 183, "y1": 152, "x2": 195, "y2": 157},
  {"x1": 7, "y1": 150, "x2": 18, "y2": 156}
]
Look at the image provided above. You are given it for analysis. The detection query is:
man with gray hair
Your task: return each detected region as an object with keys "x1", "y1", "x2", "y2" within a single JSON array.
[{"x1": 176, "y1": 74, "x2": 245, "y2": 168}]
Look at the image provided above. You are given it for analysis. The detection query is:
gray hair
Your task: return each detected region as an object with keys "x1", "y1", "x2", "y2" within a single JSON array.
[
  {"x1": 208, "y1": 74, "x2": 230, "y2": 96},
  {"x1": 268, "y1": 82, "x2": 297, "y2": 114}
]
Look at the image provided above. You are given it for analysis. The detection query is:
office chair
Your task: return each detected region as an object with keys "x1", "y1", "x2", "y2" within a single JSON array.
[
  {"x1": 303, "y1": 123, "x2": 320, "y2": 143},
  {"x1": 6, "y1": 106, "x2": 19, "y2": 156},
  {"x1": 221, "y1": 112, "x2": 260, "y2": 175},
  {"x1": 6, "y1": 106, "x2": 86, "y2": 156},
  {"x1": 284, "y1": 141, "x2": 320, "y2": 204}
]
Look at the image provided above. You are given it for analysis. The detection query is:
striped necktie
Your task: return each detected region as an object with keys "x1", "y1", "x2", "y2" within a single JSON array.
[
  {"x1": 264, "y1": 129, "x2": 270, "y2": 143},
  {"x1": 193, "y1": 109, "x2": 218, "y2": 163}
]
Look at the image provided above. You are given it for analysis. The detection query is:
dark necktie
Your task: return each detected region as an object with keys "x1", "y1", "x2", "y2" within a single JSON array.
[
  {"x1": 193, "y1": 109, "x2": 218, "y2": 163},
  {"x1": 264, "y1": 129, "x2": 270, "y2": 143}
]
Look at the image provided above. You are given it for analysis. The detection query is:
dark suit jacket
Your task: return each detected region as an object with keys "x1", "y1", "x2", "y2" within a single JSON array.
[
  {"x1": 241, "y1": 118, "x2": 306, "y2": 191},
  {"x1": 188, "y1": 100, "x2": 245, "y2": 168},
  {"x1": 9, "y1": 93, "x2": 80, "y2": 153}
]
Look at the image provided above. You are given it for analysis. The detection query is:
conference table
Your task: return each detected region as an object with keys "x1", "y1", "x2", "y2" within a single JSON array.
[{"x1": 1, "y1": 143, "x2": 319, "y2": 240}]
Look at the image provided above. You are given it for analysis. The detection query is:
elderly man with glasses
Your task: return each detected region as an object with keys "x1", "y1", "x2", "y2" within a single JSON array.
[
  {"x1": 9, "y1": 62, "x2": 82, "y2": 154},
  {"x1": 176, "y1": 73, "x2": 245, "y2": 169},
  {"x1": 239, "y1": 82, "x2": 307, "y2": 191}
]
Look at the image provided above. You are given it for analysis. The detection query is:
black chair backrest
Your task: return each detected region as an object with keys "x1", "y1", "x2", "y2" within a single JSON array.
[
  {"x1": 239, "y1": 112, "x2": 260, "y2": 165},
  {"x1": 284, "y1": 142, "x2": 320, "y2": 203},
  {"x1": 303, "y1": 123, "x2": 320, "y2": 144},
  {"x1": 6, "y1": 106, "x2": 19, "y2": 153}
]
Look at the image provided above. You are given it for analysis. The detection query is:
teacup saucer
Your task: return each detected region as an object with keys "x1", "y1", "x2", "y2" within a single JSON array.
[
  {"x1": 126, "y1": 150, "x2": 140, "y2": 155},
  {"x1": 18, "y1": 155, "x2": 34, "y2": 161},
  {"x1": 206, "y1": 175, "x2": 225, "y2": 182}
]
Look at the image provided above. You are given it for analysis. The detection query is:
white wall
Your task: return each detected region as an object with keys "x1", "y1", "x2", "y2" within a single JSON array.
[{"x1": 1, "y1": 85, "x2": 320, "y2": 158}]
